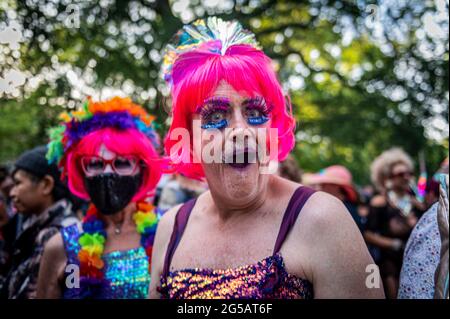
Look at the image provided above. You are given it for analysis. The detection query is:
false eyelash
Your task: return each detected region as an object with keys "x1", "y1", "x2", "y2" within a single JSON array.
[
  {"x1": 197, "y1": 97, "x2": 231, "y2": 119},
  {"x1": 243, "y1": 97, "x2": 272, "y2": 117},
  {"x1": 198, "y1": 96, "x2": 231, "y2": 110},
  {"x1": 198, "y1": 104, "x2": 229, "y2": 120}
]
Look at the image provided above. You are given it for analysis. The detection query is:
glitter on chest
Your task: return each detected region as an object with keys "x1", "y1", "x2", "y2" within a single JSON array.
[{"x1": 158, "y1": 253, "x2": 313, "y2": 299}]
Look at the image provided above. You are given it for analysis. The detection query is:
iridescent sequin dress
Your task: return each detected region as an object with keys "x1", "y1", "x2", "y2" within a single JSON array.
[
  {"x1": 158, "y1": 186, "x2": 316, "y2": 299},
  {"x1": 61, "y1": 224, "x2": 150, "y2": 299}
]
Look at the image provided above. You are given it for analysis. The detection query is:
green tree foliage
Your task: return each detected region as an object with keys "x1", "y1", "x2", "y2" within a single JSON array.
[{"x1": 0, "y1": 0, "x2": 448, "y2": 184}]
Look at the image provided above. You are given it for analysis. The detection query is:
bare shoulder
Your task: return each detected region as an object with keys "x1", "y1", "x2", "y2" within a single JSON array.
[
  {"x1": 297, "y1": 191, "x2": 369, "y2": 253},
  {"x1": 37, "y1": 231, "x2": 67, "y2": 295},
  {"x1": 43, "y1": 232, "x2": 67, "y2": 263},
  {"x1": 158, "y1": 203, "x2": 182, "y2": 234},
  {"x1": 153, "y1": 203, "x2": 185, "y2": 263},
  {"x1": 148, "y1": 203, "x2": 183, "y2": 298},
  {"x1": 288, "y1": 191, "x2": 364, "y2": 272},
  {"x1": 370, "y1": 195, "x2": 386, "y2": 207},
  {"x1": 156, "y1": 190, "x2": 209, "y2": 240},
  {"x1": 281, "y1": 190, "x2": 354, "y2": 259},
  {"x1": 298, "y1": 191, "x2": 355, "y2": 231},
  {"x1": 290, "y1": 191, "x2": 384, "y2": 298}
]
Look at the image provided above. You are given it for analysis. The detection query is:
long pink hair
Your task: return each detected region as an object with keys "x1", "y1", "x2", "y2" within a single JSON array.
[
  {"x1": 65, "y1": 127, "x2": 164, "y2": 201},
  {"x1": 164, "y1": 41, "x2": 296, "y2": 179}
]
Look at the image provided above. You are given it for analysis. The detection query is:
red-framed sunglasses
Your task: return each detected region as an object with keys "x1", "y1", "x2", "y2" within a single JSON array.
[{"x1": 81, "y1": 155, "x2": 140, "y2": 176}]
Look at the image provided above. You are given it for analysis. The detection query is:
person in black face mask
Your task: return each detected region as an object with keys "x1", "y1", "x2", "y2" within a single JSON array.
[
  {"x1": 83, "y1": 157, "x2": 143, "y2": 216},
  {"x1": 35, "y1": 96, "x2": 169, "y2": 299}
]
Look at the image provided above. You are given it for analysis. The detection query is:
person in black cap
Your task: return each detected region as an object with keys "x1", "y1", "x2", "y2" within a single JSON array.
[{"x1": 0, "y1": 146, "x2": 78, "y2": 299}]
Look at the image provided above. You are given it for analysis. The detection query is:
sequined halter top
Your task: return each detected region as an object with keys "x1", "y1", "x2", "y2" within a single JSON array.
[
  {"x1": 158, "y1": 186, "x2": 316, "y2": 299},
  {"x1": 61, "y1": 224, "x2": 150, "y2": 299}
]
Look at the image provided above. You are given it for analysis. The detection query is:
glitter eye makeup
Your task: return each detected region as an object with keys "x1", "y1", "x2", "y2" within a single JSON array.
[
  {"x1": 197, "y1": 96, "x2": 271, "y2": 129},
  {"x1": 243, "y1": 97, "x2": 271, "y2": 126},
  {"x1": 247, "y1": 116, "x2": 269, "y2": 125},
  {"x1": 201, "y1": 119, "x2": 228, "y2": 130},
  {"x1": 198, "y1": 97, "x2": 231, "y2": 130}
]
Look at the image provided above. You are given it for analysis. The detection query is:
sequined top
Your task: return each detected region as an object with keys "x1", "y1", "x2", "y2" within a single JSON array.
[
  {"x1": 159, "y1": 253, "x2": 312, "y2": 299},
  {"x1": 158, "y1": 186, "x2": 316, "y2": 299},
  {"x1": 61, "y1": 224, "x2": 150, "y2": 299}
]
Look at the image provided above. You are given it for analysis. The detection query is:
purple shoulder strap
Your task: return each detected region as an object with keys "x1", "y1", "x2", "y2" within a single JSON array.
[
  {"x1": 161, "y1": 187, "x2": 315, "y2": 277},
  {"x1": 162, "y1": 198, "x2": 197, "y2": 279},
  {"x1": 273, "y1": 186, "x2": 316, "y2": 254}
]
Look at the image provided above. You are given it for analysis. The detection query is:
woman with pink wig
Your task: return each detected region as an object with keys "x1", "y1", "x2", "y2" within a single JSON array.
[
  {"x1": 149, "y1": 17, "x2": 383, "y2": 299},
  {"x1": 36, "y1": 97, "x2": 166, "y2": 298}
]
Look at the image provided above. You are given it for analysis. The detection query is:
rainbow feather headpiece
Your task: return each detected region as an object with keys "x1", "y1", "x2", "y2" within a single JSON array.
[
  {"x1": 46, "y1": 96, "x2": 160, "y2": 167},
  {"x1": 161, "y1": 16, "x2": 261, "y2": 88}
]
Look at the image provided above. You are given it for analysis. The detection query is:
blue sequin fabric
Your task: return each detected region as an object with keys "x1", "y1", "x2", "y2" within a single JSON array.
[
  {"x1": 159, "y1": 253, "x2": 313, "y2": 299},
  {"x1": 61, "y1": 224, "x2": 150, "y2": 299}
]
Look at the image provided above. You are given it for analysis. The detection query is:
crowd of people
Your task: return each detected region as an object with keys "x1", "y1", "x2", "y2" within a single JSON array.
[
  {"x1": 0, "y1": 17, "x2": 448, "y2": 299},
  {"x1": 300, "y1": 152, "x2": 448, "y2": 299}
]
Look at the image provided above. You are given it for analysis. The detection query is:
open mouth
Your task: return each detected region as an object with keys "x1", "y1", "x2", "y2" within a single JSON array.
[{"x1": 224, "y1": 148, "x2": 257, "y2": 169}]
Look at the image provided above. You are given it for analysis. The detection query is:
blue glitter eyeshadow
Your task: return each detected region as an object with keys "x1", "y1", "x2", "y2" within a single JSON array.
[
  {"x1": 201, "y1": 119, "x2": 228, "y2": 130},
  {"x1": 248, "y1": 116, "x2": 269, "y2": 125}
]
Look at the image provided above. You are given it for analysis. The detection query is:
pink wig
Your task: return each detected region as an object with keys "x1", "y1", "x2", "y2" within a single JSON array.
[
  {"x1": 66, "y1": 127, "x2": 164, "y2": 201},
  {"x1": 164, "y1": 42, "x2": 296, "y2": 179}
]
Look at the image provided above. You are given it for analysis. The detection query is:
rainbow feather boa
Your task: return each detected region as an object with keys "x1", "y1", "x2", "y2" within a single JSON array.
[{"x1": 77, "y1": 202, "x2": 159, "y2": 298}]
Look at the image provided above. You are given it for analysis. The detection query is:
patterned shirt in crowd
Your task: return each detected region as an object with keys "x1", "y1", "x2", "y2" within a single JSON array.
[
  {"x1": 0, "y1": 199, "x2": 78, "y2": 299},
  {"x1": 398, "y1": 203, "x2": 441, "y2": 299}
]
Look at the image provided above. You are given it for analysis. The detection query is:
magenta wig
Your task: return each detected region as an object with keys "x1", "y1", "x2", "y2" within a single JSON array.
[
  {"x1": 66, "y1": 127, "x2": 164, "y2": 201},
  {"x1": 164, "y1": 42, "x2": 296, "y2": 179}
]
